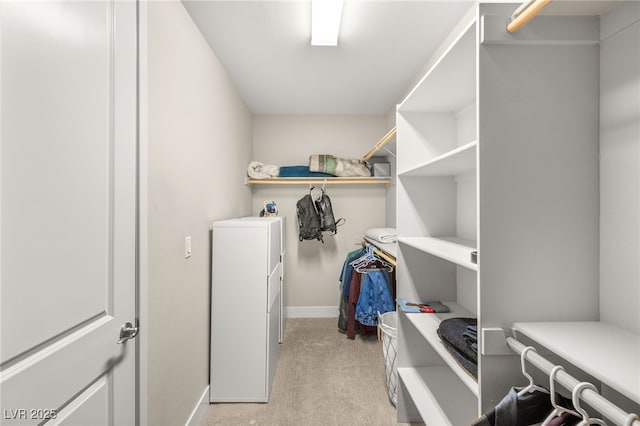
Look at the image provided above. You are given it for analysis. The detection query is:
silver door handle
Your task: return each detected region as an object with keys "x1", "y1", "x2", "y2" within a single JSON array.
[{"x1": 118, "y1": 322, "x2": 139, "y2": 344}]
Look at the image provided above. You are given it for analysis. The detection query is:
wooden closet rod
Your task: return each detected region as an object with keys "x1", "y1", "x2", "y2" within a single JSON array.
[
  {"x1": 363, "y1": 127, "x2": 396, "y2": 162},
  {"x1": 507, "y1": 337, "x2": 640, "y2": 426},
  {"x1": 362, "y1": 240, "x2": 397, "y2": 266},
  {"x1": 507, "y1": 0, "x2": 551, "y2": 34},
  {"x1": 373, "y1": 248, "x2": 396, "y2": 267}
]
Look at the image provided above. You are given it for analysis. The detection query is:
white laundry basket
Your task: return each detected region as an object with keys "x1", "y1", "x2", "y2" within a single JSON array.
[{"x1": 378, "y1": 311, "x2": 397, "y2": 406}]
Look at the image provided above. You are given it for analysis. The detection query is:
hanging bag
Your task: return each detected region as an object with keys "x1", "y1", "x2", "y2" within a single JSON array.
[
  {"x1": 314, "y1": 188, "x2": 345, "y2": 234},
  {"x1": 296, "y1": 189, "x2": 324, "y2": 242}
]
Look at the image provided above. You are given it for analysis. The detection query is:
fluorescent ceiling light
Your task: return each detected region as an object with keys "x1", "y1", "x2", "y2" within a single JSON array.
[{"x1": 311, "y1": 0, "x2": 344, "y2": 46}]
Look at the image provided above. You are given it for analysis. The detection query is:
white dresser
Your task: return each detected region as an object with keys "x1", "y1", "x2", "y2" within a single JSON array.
[{"x1": 209, "y1": 217, "x2": 284, "y2": 402}]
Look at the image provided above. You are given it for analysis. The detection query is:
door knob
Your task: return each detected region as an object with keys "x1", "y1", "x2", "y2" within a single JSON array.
[{"x1": 118, "y1": 321, "x2": 139, "y2": 344}]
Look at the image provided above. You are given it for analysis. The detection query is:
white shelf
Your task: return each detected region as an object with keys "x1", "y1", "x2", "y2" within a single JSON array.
[
  {"x1": 246, "y1": 176, "x2": 391, "y2": 185},
  {"x1": 399, "y1": 19, "x2": 477, "y2": 113},
  {"x1": 398, "y1": 237, "x2": 477, "y2": 271},
  {"x1": 512, "y1": 321, "x2": 640, "y2": 405},
  {"x1": 398, "y1": 367, "x2": 478, "y2": 426},
  {"x1": 398, "y1": 140, "x2": 477, "y2": 177},
  {"x1": 405, "y1": 302, "x2": 479, "y2": 395}
]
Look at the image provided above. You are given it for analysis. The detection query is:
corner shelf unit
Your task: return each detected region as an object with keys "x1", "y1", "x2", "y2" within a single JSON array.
[{"x1": 395, "y1": 3, "x2": 608, "y2": 424}]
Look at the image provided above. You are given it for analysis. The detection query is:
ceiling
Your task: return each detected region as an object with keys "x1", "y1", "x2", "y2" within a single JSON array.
[
  {"x1": 182, "y1": 0, "x2": 620, "y2": 116},
  {"x1": 182, "y1": 0, "x2": 474, "y2": 115}
]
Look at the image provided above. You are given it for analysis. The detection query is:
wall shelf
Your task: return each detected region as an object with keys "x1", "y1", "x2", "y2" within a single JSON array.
[
  {"x1": 398, "y1": 237, "x2": 477, "y2": 271},
  {"x1": 398, "y1": 141, "x2": 476, "y2": 177},
  {"x1": 404, "y1": 303, "x2": 479, "y2": 395},
  {"x1": 246, "y1": 177, "x2": 391, "y2": 186},
  {"x1": 398, "y1": 366, "x2": 478, "y2": 426},
  {"x1": 512, "y1": 321, "x2": 640, "y2": 405}
]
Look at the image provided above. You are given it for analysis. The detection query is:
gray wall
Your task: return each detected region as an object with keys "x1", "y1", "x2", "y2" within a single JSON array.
[
  {"x1": 251, "y1": 115, "x2": 388, "y2": 315},
  {"x1": 599, "y1": 2, "x2": 640, "y2": 334},
  {"x1": 142, "y1": 1, "x2": 253, "y2": 424}
]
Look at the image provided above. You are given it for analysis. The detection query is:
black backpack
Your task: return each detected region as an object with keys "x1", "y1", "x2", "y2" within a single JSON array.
[
  {"x1": 315, "y1": 189, "x2": 344, "y2": 234},
  {"x1": 296, "y1": 192, "x2": 324, "y2": 242}
]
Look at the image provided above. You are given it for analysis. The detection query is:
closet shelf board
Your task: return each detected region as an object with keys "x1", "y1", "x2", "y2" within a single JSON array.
[
  {"x1": 512, "y1": 321, "x2": 640, "y2": 404},
  {"x1": 246, "y1": 177, "x2": 391, "y2": 185},
  {"x1": 398, "y1": 367, "x2": 478, "y2": 425},
  {"x1": 398, "y1": 141, "x2": 477, "y2": 177},
  {"x1": 398, "y1": 237, "x2": 478, "y2": 271},
  {"x1": 405, "y1": 302, "x2": 478, "y2": 395},
  {"x1": 398, "y1": 18, "x2": 477, "y2": 113}
]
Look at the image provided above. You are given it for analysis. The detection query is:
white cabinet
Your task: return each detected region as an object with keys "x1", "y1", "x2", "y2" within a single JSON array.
[
  {"x1": 395, "y1": 3, "x2": 611, "y2": 424},
  {"x1": 210, "y1": 217, "x2": 284, "y2": 402}
]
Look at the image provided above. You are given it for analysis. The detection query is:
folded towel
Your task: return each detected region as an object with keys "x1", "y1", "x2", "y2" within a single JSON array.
[
  {"x1": 278, "y1": 166, "x2": 333, "y2": 178},
  {"x1": 248, "y1": 161, "x2": 279, "y2": 179},
  {"x1": 365, "y1": 227, "x2": 397, "y2": 243}
]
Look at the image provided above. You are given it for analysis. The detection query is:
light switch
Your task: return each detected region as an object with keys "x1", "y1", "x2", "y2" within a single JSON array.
[{"x1": 185, "y1": 236, "x2": 192, "y2": 258}]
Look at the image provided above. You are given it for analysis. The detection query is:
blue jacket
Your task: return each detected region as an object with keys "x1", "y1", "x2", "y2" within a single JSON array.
[{"x1": 355, "y1": 271, "x2": 394, "y2": 326}]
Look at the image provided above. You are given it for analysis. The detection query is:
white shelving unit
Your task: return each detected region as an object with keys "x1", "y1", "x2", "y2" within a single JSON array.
[
  {"x1": 405, "y1": 302, "x2": 478, "y2": 395},
  {"x1": 392, "y1": 2, "x2": 640, "y2": 424},
  {"x1": 512, "y1": 321, "x2": 640, "y2": 406},
  {"x1": 397, "y1": 140, "x2": 476, "y2": 177},
  {"x1": 395, "y1": 8, "x2": 480, "y2": 423},
  {"x1": 398, "y1": 237, "x2": 477, "y2": 271},
  {"x1": 398, "y1": 367, "x2": 477, "y2": 426}
]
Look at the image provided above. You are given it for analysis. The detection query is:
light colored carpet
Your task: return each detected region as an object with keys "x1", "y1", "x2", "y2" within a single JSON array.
[{"x1": 201, "y1": 317, "x2": 419, "y2": 426}]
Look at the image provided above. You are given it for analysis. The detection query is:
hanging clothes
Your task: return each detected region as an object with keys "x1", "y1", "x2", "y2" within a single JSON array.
[
  {"x1": 339, "y1": 245, "x2": 396, "y2": 340},
  {"x1": 472, "y1": 387, "x2": 580, "y2": 426},
  {"x1": 355, "y1": 270, "x2": 394, "y2": 326},
  {"x1": 337, "y1": 248, "x2": 366, "y2": 333},
  {"x1": 347, "y1": 270, "x2": 376, "y2": 339}
]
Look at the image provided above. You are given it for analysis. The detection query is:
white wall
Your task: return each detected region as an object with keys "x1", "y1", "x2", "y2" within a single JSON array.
[
  {"x1": 251, "y1": 116, "x2": 388, "y2": 315},
  {"x1": 141, "y1": 1, "x2": 253, "y2": 424},
  {"x1": 599, "y1": 2, "x2": 640, "y2": 334}
]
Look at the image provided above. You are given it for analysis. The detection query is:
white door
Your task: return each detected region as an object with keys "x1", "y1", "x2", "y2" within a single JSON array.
[{"x1": 0, "y1": 1, "x2": 137, "y2": 425}]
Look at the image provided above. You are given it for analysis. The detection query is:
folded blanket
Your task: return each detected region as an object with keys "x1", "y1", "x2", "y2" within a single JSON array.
[
  {"x1": 248, "y1": 161, "x2": 279, "y2": 179},
  {"x1": 309, "y1": 155, "x2": 371, "y2": 177},
  {"x1": 437, "y1": 317, "x2": 478, "y2": 378},
  {"x1": 279, "y1": 166, "x2": 333, "y2": 178},
  {"x1": 365, "y1": 227, "x2": 397, "y2": 243}
]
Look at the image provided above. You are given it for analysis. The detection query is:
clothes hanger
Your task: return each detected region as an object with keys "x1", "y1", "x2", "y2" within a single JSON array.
[
  {"x1": 350, "y1": 245, "x2": 376, "y2": 268},
  {"x1": 517, "y1": 346, "x2": 550, "y2": 396},
  {"x1": 351, "y1": 245, "x2": 394, "y2": 273},
  {"x1": 309, "y1": 185, "x2": 322, "y2": 201},
  {"x1": 624, "y1": 413, "x2": 640, "y2": 426},
  {"x1": 541, "y1": 365, "x2": 580, "y2": 425},
  {"x1": 355, "y1": 256, "x2": 394, "y2": 273},
  {"x1": 572, "y1": 381, "x2": 607, "y2": 426}
]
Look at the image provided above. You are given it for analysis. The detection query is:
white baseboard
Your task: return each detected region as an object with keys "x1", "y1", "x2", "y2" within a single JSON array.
[
  {"x1": 185, "y1": 386, "x2": 209, "y2": 426},
  {"x1": 285, "y1": 305, "x2": 339, "y2": 318}
]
